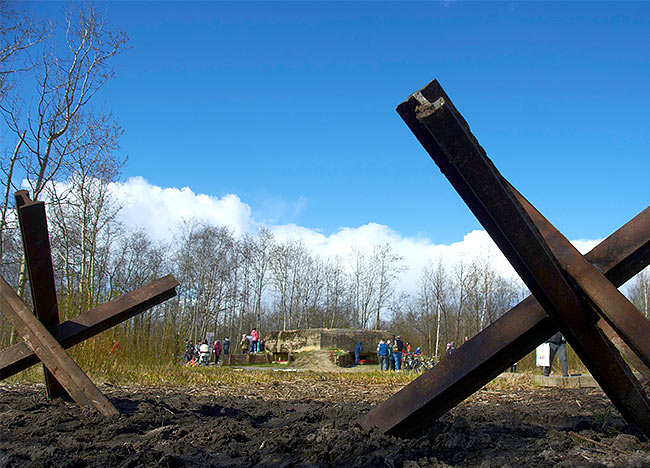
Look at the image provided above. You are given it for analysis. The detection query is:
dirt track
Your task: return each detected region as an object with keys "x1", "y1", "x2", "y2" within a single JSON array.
[{"x1": 1, "y1": 377, "x2": 649, "y2": 467}]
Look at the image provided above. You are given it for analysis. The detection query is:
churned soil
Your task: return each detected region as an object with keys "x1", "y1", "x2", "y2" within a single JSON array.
[{"x1": 1, "y1": 377, "x2": 649, "y2": 468}]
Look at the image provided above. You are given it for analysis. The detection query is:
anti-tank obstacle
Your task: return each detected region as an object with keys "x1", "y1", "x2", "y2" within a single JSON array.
[
  {"x1": 360, "y1": 80, "x2": 650, "y2": 439},
  {"x1": 0, "y1": 191, "x2": 178, "y2": 415}
]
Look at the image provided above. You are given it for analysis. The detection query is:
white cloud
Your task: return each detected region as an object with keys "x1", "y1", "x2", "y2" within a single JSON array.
[
  {"x1": 108, "y1": 178, "x2": 603, "y2": 293},
  {"x1": 109, "y1": 177, "x2": 252, "y2": 240},
  {"x1": 571, "y1": 239, "x2": 602, "y2": 255}
]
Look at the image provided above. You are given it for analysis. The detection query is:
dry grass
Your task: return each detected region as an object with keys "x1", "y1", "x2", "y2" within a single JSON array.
[{"x1": 6, "y1": 362, "x2": 419, "y2": 405}]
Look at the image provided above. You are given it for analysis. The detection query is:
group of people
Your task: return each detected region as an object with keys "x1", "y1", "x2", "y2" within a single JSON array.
[
  {"x1": 183, "y1": 327, "x2": 267, "y2": 366},
  {"x1": 240, "y1": 328, "x2": 265, "y2": 354},
  {"x1": 368, "y1": 331, "x2": 570, "y2": 376},
  {"x1": 376, "y1": 336, "x2": 412, "y2": 372},
  {"x1": 183, "y1": 336, "x2": 231, "y2": 366},
  {"x1": 373, "y1": 335, "x2": 467, "y2": 373}
]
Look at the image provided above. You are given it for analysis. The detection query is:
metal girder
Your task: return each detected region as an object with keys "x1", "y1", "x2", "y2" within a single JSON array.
[
  {"x1": 2, "y1": 190, "x2": 179, "y2": 417},
  {"x1": 15, "y1": 190, "x2": 66, "y2": 399},
  {"x1": 510, "y1": 183, "x2": 650, "y2": 372},
  {"x1": 361, "y1": 79, "x2": 650, "y2": 438},
  {"x1": 360, "y1": 207, "x2": 650, "y2": 436},
  {"x1": 0, "y1": 276, "x2": 118, "y2": 416},
  {"x1": 0, "y1": 275, "x2": 178, "y2": 379}
]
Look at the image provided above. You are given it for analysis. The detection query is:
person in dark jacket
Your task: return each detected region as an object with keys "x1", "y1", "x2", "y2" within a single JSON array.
[
  {"x1": 213, "y1": 340, "x2": 222, "y2": 365},
  {"x1": 183, "y1": 340, "x2": 193, "y2": 364},
  {"x1": 223, "y1": 337, "x2": 230, "y2": 355},
  {"x1": 354, "y1": 342, "x2": 362, "y2": 365},
  {"x1": 393, "y1": 336, "x2": 404, "y2": 371},
  {"x1": 544, "y1": 332, "x2": 569, "y2": 377},
  {"x1": 377, "y1": 339, "x2": 389, "y2": 372}
]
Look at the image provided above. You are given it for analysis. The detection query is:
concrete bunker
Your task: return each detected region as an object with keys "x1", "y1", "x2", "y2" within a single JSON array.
[{"x1": 264, "y1": 328, "x2": 393, "y2": 366}]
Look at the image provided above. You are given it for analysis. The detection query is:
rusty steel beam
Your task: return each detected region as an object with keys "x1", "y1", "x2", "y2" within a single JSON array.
[
  {"x1": 0, "y1": 276, "x2": 118, "y2": 416},
  {"x1": 510, "y1": 183, "x2": 650, "y2": 371},
  {"x1": 14, "y1": 190, "x2": 66, "y2": 400},
  {"x1": 360, "y1": 207, "x2": 650, "y2": 436},
  {"x1": 0, "y1": 274, "x2": 178, "y2": 380},
  {"x1": 366, "y1": 79, "x2": 650, "y2": 438}
]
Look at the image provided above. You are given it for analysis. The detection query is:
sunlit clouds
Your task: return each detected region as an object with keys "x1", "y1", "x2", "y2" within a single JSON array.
[{"x1": 108, "y1": 177, "x2": 602, "y2": 292}]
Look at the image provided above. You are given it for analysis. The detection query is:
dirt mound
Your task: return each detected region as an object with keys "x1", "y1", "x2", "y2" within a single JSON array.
[
  {"x1": 1, "y1": 380, "x2": 649, "y2": 467},
  {"x1": 291, "y1": 351, "x2": 343, "y2": 372}
]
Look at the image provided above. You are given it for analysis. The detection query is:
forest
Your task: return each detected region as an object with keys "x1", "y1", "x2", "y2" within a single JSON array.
[{"x1": 1, "y1": 4, "x2": 648, "y2": 371}]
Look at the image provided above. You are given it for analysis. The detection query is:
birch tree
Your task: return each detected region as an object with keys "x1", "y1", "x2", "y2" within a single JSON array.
[{"x1": 0, "y1": 4, "x2": 128, "y2": 296}]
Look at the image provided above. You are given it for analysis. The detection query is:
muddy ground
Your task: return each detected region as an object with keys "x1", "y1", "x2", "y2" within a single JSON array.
[{"x1": 1, "y1": 377, "x2": 649, "y2": 468}]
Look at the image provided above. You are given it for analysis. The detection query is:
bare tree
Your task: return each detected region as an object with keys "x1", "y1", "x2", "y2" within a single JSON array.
[
  {"x1": 46, "y1": 137, "x2": 125, "y2": 314},
  {"x1": 419, "y1": 259, "x2": 450, "y2": 356},
  {"x1": 629, "y1": 266, "x2": 650, "y2": 319},
  {"x1": 0, "y1": 4, "x2": 47, "y2": 101},
  {"x1": 252, "y1": 228, "x2": 273, "y2": 328},
  {"x1": 323, "y1": 256, "x2": 347, "y2": 328},
  {"x1": 372, "y1": 242, "x2": 405, "y2": 329},
  {"x1": 0, "y1": 6, "x2": 46, "y2": 267},
  {"x1": 349, "y1": 248, "x2": 377, "y2": 328},
  {"x1": 0, "y1": 4, "x2": 128, "y2": 296}
]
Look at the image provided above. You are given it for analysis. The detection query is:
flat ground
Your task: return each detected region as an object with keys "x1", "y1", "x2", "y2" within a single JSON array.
[{"x1": 1, "y1": 373, "x2": 649, "y2": 468}]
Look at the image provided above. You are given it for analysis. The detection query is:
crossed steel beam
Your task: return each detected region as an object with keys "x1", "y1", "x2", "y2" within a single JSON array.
[
  {"x1": 0, "y1": 191, "x2": 178, "y2": 415},
  {"x1": 360, "y1": 80, "x2": 650, "y2": 439}
]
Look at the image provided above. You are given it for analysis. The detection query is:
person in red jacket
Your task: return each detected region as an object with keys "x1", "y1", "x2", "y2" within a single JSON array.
[{"x1": 212, "y1": 339, "x2": 222, "y2": 365}]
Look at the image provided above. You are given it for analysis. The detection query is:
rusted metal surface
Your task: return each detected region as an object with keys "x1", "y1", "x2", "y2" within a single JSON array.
[
  {"x1": 0, "y1": 276, "x2": 118, "y2": 416},
  {"x1": 510, "y1": 183, "x2": 650, "y2": 372},
  {"x1": 0, "y1": 275, "x2": 178, "y2": 379},
  {"x1": 364, "y1": 79, "x2": 650, "y2": 438},
  {"x1": 2, "y1": 190, "x2": 179, "y2": 417},
  {"x1": 360, "y1": 208, "x2": 650, "y2": 436},
  {"x1": 14, "y1": 190, "x2": 66, "y2": 400}
]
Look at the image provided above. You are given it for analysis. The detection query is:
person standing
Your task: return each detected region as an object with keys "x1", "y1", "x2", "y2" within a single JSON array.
[
  {"x1": 387, "y1": 339, "x2": 394, "y2": 370},
  {"x1": 183, "y1": 339, "x2": 193, "y2": 364},
  {"x1": 240, "y1": 334, "x2": 249, "y2": 354},
  {"x1": 251, "y1": 328, "x2": 259, "y2": 353},
  {"x1": 377, "y1": 339, "x2": 389, "y2": 372},
  {"x1": 213, "y1": 339, "x2": 222, "y2": 365},
  {"x1": 192, "y1": 342, "x2": 200, "y2": 361},
  {"x1": 199, "y1": 340, "x2": 210, "y2": 366},
  {"x1": 543, "y1": 332, "x2": 569, "y2": 377},
  {"x1": 393, "y1": 336, "x2": 404, "y2": 372},
  {"x1": 354, "y1": 342, "x2": 362, "y2": 365},
  {"x1": 223, "y1": 336, "x2": 230, "y2": 355}
]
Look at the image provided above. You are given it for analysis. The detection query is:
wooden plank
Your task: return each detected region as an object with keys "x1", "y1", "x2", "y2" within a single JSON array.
[
  {"x1": 381, "y1": 79, "x2": 650, "y2": 438},
  {"x1": 1, "y1": 275, "x2": 178, "y2": 379},
  {"x1": 0, "y1": 276, "x2": 118, "y2": 416},
  {"x1": 15, "y1": 190, "x2": 66, "y2": 399}
]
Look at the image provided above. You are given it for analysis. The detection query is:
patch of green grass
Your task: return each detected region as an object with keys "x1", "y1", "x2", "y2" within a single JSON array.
[
  {"x1": 594, "y1": 407, "x2": 613, "y2": 431},
  {"x1": 6, "y1": 361, "x2": 421, "y2": 390}
]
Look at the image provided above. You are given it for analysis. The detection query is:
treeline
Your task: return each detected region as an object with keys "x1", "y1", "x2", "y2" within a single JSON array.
[{"x1": 0, "y1": 194, "x2": 528, "y2": 358}]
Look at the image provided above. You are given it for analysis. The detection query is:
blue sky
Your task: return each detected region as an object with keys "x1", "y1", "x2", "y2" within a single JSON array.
[{"x1": 23, "y1": 1, "x2": 650, "y2": 247}]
